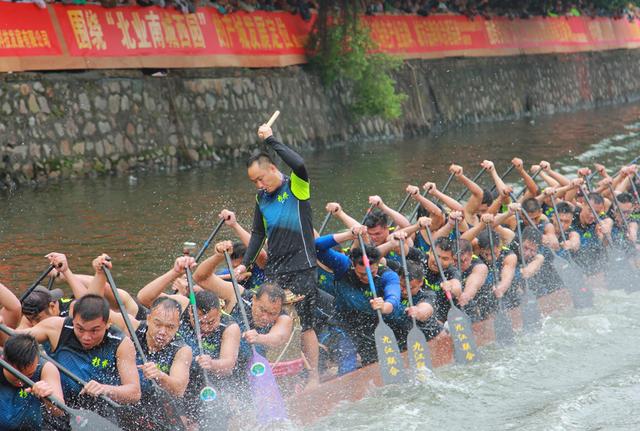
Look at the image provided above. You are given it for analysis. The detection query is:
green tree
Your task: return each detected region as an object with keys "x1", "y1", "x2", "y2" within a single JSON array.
[{"x1": 306, "y1": 1, "x2": 406, "y2": 120}]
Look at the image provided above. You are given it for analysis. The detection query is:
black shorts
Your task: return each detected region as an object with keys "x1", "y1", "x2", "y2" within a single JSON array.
[{"x1": 269, "y1": 267, "x2": 317, "y2": 332}]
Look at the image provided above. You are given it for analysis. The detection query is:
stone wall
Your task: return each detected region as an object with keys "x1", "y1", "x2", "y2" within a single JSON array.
[{"x1": 2, "y1": 49, "x2": 640, "y2": 189}]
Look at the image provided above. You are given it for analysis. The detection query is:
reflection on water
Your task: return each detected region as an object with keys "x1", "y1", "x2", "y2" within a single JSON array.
[{"x1": 1, "y1": 103, "x2": 640, "y2": 292}]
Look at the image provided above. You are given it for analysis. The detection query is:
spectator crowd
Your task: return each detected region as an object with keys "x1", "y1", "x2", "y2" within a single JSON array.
[{"x1": 4, "y1": 0, "x2": 640, "y2": 21}]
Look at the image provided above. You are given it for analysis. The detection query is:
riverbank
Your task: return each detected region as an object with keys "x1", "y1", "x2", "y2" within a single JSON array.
[{"x1": 2, "y1": 48, "x2": 640, "y2": 189}]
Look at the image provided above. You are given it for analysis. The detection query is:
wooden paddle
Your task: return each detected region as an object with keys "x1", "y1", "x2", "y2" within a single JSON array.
[
  {"x1": 485, "y1": 224, "x2": 515, "y2": 345},
  {"x1": 398, "y1": 238, "x2": 432, "y2": 380},
  {"x1": 194, "y1": 219, "x2": 225, "y2": 263},
  {"x1": 266, "y1": 110, "x2": 280, "y2": 127},
  {"x1": 184, "y1": 242, "x2": 221, "y2": 408},
  {"x1": 548, "y1": 194, "x2": 594, "y2": 308},
  {"x1": 512, "y1": 210, "x2": 542, "y2": 332},
  {"x1": 223, "y1": 251, "x2": 288, "y2": 424},
  {"x1": 0, "y1": 354, "x2": 123, "y2": 431},
  {"x1": 356, "y1": 234, "x2": 407, "y2": 384},
  {"x1": 424, "y1": 226, "x2": 479, "y2": 364},
  {"x1": 102, "y1": 265, "x2": 186, "y2": 431},
  {"x1": 19, "y1": 263, "x2": 62, "y2": 302}
]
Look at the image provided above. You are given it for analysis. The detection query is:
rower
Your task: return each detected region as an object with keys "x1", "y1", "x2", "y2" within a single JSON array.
[
  {"x1": 549, "y1": 200, "x2": 581, "y2": 258},
  {"x1": 422, "y1": 236, "x2": 463, "y2": 323},
  {"x1": 455, "y1": 238, "x2": 490, "y2": 321},
  {"x1": 135, "y1": 255, "x2": 239, "y2": 427},
  {"x1": 233, "y1": 123, "x2": 319, "y2": 388},
  {"x1": 315, "y1": 225, "x2": 401, "y2": 366},
  {"x1": 571, "y1": 191, "x2": 612, "y2": 278},
  {"x1": 0, "y1": 334, "x2": 64, "y2": 431},
  {"x1": 217, "y1": 209, "x2": 268, "y2": 292},
  {"x1": 194, "y1": 241, "x2": 292, "y2": 355},
  {"x1": 519, "y1": 227, "x2": 564, "y2": 297},
  {"x1": 20, "y1": 286, "x2": 65, "y2": 329},
  {"x1": 19, "y1": 292, "x2": 140, "y2": 422},
  {"x1": 464, "y1": 216, "x2": 519, "y2": 309},
  {"x1": 389, "y1": 257, "x2": 443, "y2": 348}
]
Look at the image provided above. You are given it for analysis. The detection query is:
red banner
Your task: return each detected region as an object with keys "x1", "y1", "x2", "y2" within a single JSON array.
[
  {"x1": 362, "y1": 14, "x2": 640, "y2": 56},
  {"x1": 3, "y1": 3, "x2": 640, "y2": 71},
  {"x1": 0, "y1": 3, "x2": 61, "y2": 56},
  {"x1": 53, "y1": 5, "x2": 312, "y2": 57}
]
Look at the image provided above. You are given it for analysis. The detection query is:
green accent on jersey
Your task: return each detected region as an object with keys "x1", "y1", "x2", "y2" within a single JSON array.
[{"x1": 290, "y1": 172, "x2": 310, "y2": 200}]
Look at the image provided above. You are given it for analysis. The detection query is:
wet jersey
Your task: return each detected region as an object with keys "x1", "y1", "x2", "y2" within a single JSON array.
[
  {"x1": 460, "y1": 256, "x2": 491, "y2": 321},
  {"x1": 52, "y1": 317, "x2": 124, "y2": 409},
  {"x1": 525, "y1": 246, "x2": 564, "y2": 297},
  {"x1": 423, "y1": 265, "x2": 461, "y2": 322},
  {"x1": 389, "y1": 288, "x2": 442, "y2": 343},
  {"x1": 0, "y1": 361, "x2": 44, "y2": 430},
  {"x1": 482, "y1": 248, "x2": 521, "y2": 309},
  {"x1": 243, "y1": 136, "x2": 316, "y2": 276},
  {"x1": 571, "y1": 208, "x2": 606, "y2": 274},
  {"x1": 315, "y1": 235, "x2": 401, "y2": 322}
]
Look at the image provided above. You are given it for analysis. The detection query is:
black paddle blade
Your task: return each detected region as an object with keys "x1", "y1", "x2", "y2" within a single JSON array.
[
  {"x1": 521, "y1": 288, "x2": 542, "y2": 332},
  {"x1": 493, "y1": 302, "x2": 514, "y2": 346},
  {"x1": 68, "y1": 407, "x2": 123, "y2": 431},
  {"x1": 552, "y1": 255, "x2": 593, "y2": 308},
  {"x1": 447, "y1": 305, "x2": 479, "y2": 365},
  {"x1": 407, "y1": 324, "x2": 432, "y2": 381},
  {"x1": 374, "y1": 321, "x2": 407, "y2": 385}
]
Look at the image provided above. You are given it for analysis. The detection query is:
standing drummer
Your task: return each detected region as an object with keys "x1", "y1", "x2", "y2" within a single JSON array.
[{"x1": 232, "y1": 123, "x2": 320, "y2": 389}]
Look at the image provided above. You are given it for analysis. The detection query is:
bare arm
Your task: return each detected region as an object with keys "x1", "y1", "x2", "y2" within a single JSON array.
[
  {"x1": 138, "y1": 256, "x2": 194, "y2": 308},
  {"x1": 424, "y1": 182, "x2": 464, "y2": 212},
  {"x1": 252, "y1": 314, "x2": 293, "y2": 349},
  {"x1": 198, "y1": 323, "x2": 240, "y2": 377},
  {"x1": 193, "y1": 242, "x2": 239, "y2": 310},
  {"x1": 108, "y1": 338, "x2": 141, "y2": 403},
  {"x1": 0, "y1": 283, "x2": 21, "y2": 329},
  {"x1": 520, "y1": 254, "x2": 545, "y2": 279},
  {"x1": 219, "y1": 210, "x2": 268, "y2": 269},
  {"x1": 458, "y1": 263, "x2": 488, "y2": 307},
  {"x1": 155, "y1": 346, "x2": 192, "y2": 397},
  {"x1": 495, "y1": 254, "x2": 517, "y2": 298}
]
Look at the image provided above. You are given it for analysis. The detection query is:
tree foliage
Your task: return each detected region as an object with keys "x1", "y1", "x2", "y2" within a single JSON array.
[{"x1": 306, "y1": 0, "x2": 406, "y2": 120}]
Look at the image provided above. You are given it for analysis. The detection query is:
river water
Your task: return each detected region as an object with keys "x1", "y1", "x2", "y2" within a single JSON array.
[{"x1": 2, "y1": 103, "x2": 640, "y2": 430}]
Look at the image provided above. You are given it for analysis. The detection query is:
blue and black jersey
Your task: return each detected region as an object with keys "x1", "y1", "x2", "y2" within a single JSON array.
[
  {"x1": 243, "y1": 136, "x2": 316, "y2": 276},
  {"x1": 0, "y1": 361, "x2": 44, "y2": 430}
]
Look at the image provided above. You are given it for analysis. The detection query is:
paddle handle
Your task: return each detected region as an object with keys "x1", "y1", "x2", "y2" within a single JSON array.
[
  {"x1": 223, "y1": 252, "x2": 257, "y2": 354},
  {"x1": 20, "y1": 264, "x2": 59, "y2": 302},
  {"x1": 356, "y1": 234, "x2": 384, "y2": 321},
  {"x1": 0, "y1": 354, "x2": 71, "y2": 416},
  {"x1": 485, "y1": 223, "x2": 500, "y2": 290},
  {"x1": 607, "y1": 184, "x2": 630, "y2": 232},
  {"x1": 195, "y1": 219, "x2": 225, "y2": 263},
  {"x1": 407, "y1": 190, "x2": 427, "y2": 223},
  {"x1": 441, "y1": 171, "x2": 455, "y2": 194},
  {"x1": 454, "y1": 219, "x2": 462, "y2": 273},
  {"x1": 550, "y1": 195, "x2": 570, "y2": 244},
  {"x1": 318, "y1": 211, "x2": 332, "y2": 236},
  {"x1": 398, "y1": 238, "x2": 418, "y2": 327},
  {"x1": 103, "y1": 267, "x2": 148, "y2": 364},
  {"x1": 395, "y1": 192, "x2": 412, "y2": 215},
  {"x1": 423, "y1": 226, "x2": 453, "y2": 303},
  {"x1": 512, "y1": 210, "x2": 532, "y2": 291},
  {"x1": 266, "y1": 110, "x2": 280, "y2": 127},
  {"x1": 185, "y1": 267, "x2": 205, "y2": 354}
]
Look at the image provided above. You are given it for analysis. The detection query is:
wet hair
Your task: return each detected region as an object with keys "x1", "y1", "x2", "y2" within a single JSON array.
[
  {"x1": 151, "y1": 296, "x2": 183, "y2": 315},
  {"x1": 4, "y1": 334, "x2": 39, "y2": 369},
  {"x1": 434, "y1": 237, "x2": 454, "y2": 253},
  {"x1": 73, "y1": 294, "x2": 110, "y2": 322},
  {"x1": 363, "y1": 209, "x2": 388, "y2": 229},
  {"x1": 477, "y1": 229, "x2": 500, "y2": 250},
  {"x1": 616, "y1": 192, "x2": 634, "y2": 205},
  {"x1": 416, "y1": 205, "x2": 429, "y2": 218},
  {"x1": 246, "y1": 152, "x2": 274, "y2": 168},
  {"x1": 522, "y1": 198, "x2": 541, "y2": 214},
  {"x1": 254, "y1": 283, "x2": 286, "y2": 304},
  {"x1": 193, "y1": 290, "x2": 220, "y2": 314},
  {"x1": 398, "y1": 260, "x2": 424, "y2": 281},
  {"x1": 481, "y1": 189, "x2": 497, "y2": 206},
  {"x1": 350, "y1": 245, "x2": 382, "y2": 265},
  {"x1": 22, "y1": 290, "x2": 52, "y2": 317},
  {"x1": 587, "y1": 192, "x2": 604, "y2": 205},
  {"x1": 455, "y1": 238, "x2": 473, "y2": 255},
  {"x1": 522, "y1": 226, "x2": 542, "y2": 246},
  {"x1": 555, "y1": 201, "x2": 573, "y2": 214},
  {"x1": 231, "y1": 241, "x2": 246, "y2": 260}
]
